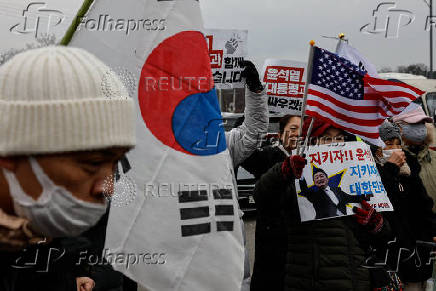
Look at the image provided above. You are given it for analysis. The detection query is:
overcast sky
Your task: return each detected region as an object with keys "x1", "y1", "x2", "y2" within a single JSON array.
[
  {"x1": 200, "y1": 0, "x2": 432, "y2": 71},
  {"x1": 1, "y1": 0, "x2": 434, "y2": 72}
]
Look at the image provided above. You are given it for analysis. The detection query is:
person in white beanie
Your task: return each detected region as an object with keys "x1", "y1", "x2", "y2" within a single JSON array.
[{"x1": 0, "y1": 46, "x2": 135, "y2": 291}]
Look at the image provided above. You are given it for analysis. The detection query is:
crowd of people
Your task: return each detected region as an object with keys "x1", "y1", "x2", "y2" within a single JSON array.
[
  {"x1": 244, "y1": 112, "x2": 436, "y2": 291},
  {"x1": 0, "y1": 44, "x2": 436, "y2": 291}
]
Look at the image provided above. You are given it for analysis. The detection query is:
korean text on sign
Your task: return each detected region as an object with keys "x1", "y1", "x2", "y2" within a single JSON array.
[{"x1": 264, "y1": 66, "x2": 305, "y2": 98}]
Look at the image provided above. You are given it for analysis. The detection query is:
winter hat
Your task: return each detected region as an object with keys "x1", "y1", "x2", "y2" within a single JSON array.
[
  {"x1": 379, "y1": 120, "x2": 401, "y2": 142},
  {"x1": 302, "y1": 117, "x2": 356, "y2": 142},
  {"x1": 393, "y1": 105, "x2": 433, "y2": 124},
  {"x1": 0, "y1": 46, "x2": 135, "y2": 156},
  {"x1": 313, "y1": 167, "x2": 327, "y2": 178},
  {"x1": 302, "y1": 117, "x2": 332, "y2": 138}
]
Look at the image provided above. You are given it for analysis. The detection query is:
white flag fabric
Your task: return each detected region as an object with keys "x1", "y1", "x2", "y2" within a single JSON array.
[
  {"x1": 68, "y1": 1, "x2": 244, "y2": 290},
  {"x1": 336, "y1": 41, "x2": 379, "y2": 77}
]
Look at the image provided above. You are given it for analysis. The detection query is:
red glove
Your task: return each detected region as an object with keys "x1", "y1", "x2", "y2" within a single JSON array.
[
  {"x1": 353, "y1": 200, "x2": 384, "y2": 233},
  {"x1": 282, "y1": 155, "x2": 307, "y2": 179}
]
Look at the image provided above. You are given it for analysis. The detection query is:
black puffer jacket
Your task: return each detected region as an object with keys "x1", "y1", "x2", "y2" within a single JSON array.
[
  {"x1": 1, "y1": 237, "x2": 92, "y2": 291},
  {"x1": 377, "y1": 153, "x2": 435, "y2": 283},
  {"x1": 241, "y1": 145, "x2": 287, "y2": 291},
  {"x1": 254, "y1": 163, "x2": 392, "y2": 291},
  {"x1": 241, "y1": 144, "x2": 287, "y2": 180},
  {"x1": 0, "y1": 212, "x2": 128, "y2": 291}
]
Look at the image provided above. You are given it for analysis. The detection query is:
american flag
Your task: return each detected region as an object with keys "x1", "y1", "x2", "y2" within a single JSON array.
[{"x1": 306, "y1": 46, "x2": 424, "y2": 146}]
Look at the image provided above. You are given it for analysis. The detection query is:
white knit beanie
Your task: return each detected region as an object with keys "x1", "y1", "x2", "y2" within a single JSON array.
[{"x1": 0, "y1": 46, "x2": 136, "y2": 156}]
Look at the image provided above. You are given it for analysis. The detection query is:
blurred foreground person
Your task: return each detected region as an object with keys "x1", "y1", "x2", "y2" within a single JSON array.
[
  {"x1": 251, "y1": 118, "x2": 392, "y2": 291},
  {"x1": 0, "y1": 46, "x2": 135, "y2": 291},
  {"x1": 374, "y1": 121, "x2": 435, "y2": 291},
  {"x1": 393, "y1": 106, "x2": 436, "y2": 212}
]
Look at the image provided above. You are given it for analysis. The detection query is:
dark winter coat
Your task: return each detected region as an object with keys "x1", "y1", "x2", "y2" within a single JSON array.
[
  {"x1": 241, "y1": 145, "x2": 288, "y2": 291},
  {"x1": 253, "y1": 163, "x2": 392, "y2": 291},
  {"x1": 1, "y1": 237, "x2": 92, "y2": 291},
  {"x1": 0, "y1": 211, "x2": 129, "y2": 291},
  {"x1": 377, "y1": 153, "x2": 435, "y2": 283},
  {"x1": 241, "y1": 144, "x2": 288, "y2": 179}
]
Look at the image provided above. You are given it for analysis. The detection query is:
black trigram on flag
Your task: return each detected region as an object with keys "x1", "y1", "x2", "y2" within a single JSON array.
[
  {"x1": 178, "y1": 189, "x2": 235, "y2": 237},
  {"x1": 115, "y1": 155, "x2": 131, "y2": 181}
]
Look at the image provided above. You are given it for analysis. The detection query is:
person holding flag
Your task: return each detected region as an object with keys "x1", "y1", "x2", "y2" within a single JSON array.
[
  {"x1": 252, "y1": 118, "x2": 393, "y2": 291},
  {"x1": 251, "y1": 41, "x2": 425, "y2": 290},
  {"x1": 241, "y1": 114, "x2": 302, "y2": 291}
]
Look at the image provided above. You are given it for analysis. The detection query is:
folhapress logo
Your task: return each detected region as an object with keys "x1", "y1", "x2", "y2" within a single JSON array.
[
  {"x1": 77, "y1": 15, "x2": 166, "y2": 35},
  {"x1": 360, "y1": 2, "x2": 414, "y2": 39},
  {"x1": 10, "y1": 2, "x2": 65, "y2": 38}
]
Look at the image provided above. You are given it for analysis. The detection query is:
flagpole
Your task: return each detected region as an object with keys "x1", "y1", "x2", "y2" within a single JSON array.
[
  {"x1": 298, "y1": 33, "x2": 344, "y2": 155},
  {"x1": 296, "y1": 40, "x2": 316, "y2": 156},
  {"x1": 299, "y1": 118, "x2": 314, "y2": 155},
  {"x1": 300, "y1": 33, "x2": 344, "y2": 154},
  {"x1": 335, "y1": 33, "x2": 346, "y2": 54},
  {"x1": 60, "y1": 0, "x2": 94, "y2": 45},
  {"x1": 431, "y1": 0, "x2": 434, "y2": 74}
]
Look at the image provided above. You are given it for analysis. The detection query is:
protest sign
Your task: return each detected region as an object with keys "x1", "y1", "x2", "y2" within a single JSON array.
[
  {"x1": 295, "y1": 141, "x2": 393, "y2": 222},
  {"x1": 205, "y1": 29, "x2": 248, "y2": 89},
  {"x1": 261, "y1": 59, "x2": 307, "y2": 115}
]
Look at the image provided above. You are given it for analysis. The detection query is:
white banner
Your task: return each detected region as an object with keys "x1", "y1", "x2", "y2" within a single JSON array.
[
  {"x1": 295, "y1": 142, "x2": 393, "y2": 222},
  {"x1": 69, "y1": 1, "x2": 244, "y2": 290},
  {"x1": 261, "y1": 58, "x2": 307, "y2": 115},
  {"x1": 205, "y1": 29, "x2": 248, "y2": 89}
]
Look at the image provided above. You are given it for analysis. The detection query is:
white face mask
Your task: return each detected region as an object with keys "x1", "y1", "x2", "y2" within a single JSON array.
[
  {"x1": 382, "y1": 149, "x2": 397, "y2": 159},
  {"x1": 381, "y1": 149, "x2": 411, "y2": 176},
  {"x1": 2, "y1": 157, "x2": 108, "y2": 237}
]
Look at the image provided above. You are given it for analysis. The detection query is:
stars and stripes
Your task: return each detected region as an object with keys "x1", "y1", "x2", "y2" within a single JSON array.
[{"x1": 306, "y1": 47, "x2": 424, "y2": 146}]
